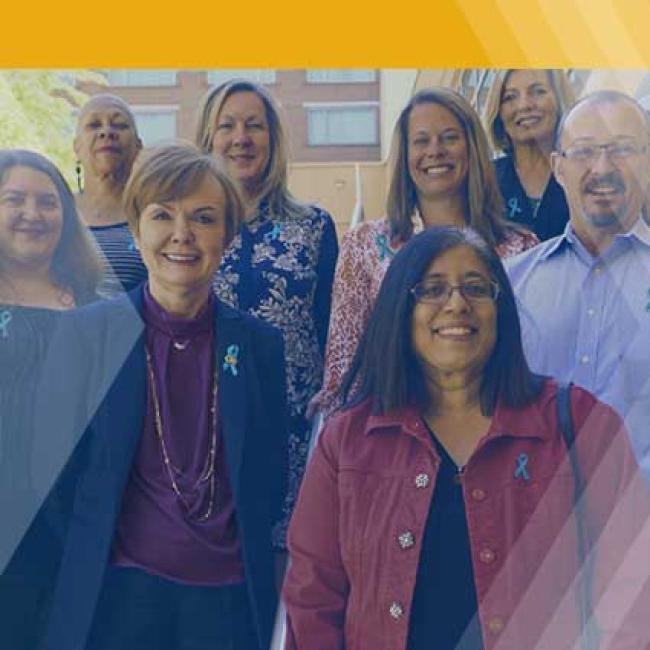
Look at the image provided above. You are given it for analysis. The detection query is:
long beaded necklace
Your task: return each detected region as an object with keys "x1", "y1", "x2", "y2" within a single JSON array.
[{"x1": 145, "y1": 348, "x2": 218, "y2": 521}]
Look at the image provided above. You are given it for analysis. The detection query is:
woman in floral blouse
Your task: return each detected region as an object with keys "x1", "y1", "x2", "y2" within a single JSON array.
[
  {"x1": 195, "y1": 79, "x2": 338, "y2": 547},
  {"x1": 311, "y1": 87, "x2": 538, "y2": 419}
]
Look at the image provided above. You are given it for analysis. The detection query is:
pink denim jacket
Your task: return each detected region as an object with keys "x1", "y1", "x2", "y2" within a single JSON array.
[{"x1": 284, "y1": 380, "x2": 650, "y2": 649}]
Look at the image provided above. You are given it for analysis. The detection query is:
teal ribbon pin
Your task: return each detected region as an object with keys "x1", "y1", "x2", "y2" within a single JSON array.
[
  {"x1": 514, "y1": 453, "x2": 530, "y2": 481},
  {"x1": 508, "y1": 197, "x2": 522, "y2": 219},
  {"x1": 645, "y1": 288, "x2": 650, "y2": 312},
  {"x1": 0, "y1": 310, "x2": 12, "y2": 339},
  {"x1": 375, "y1": 234, "x2": 394, "y2": 261},
  {"x1": 223, "y1": 344, "x2": 240, "y2": 376},
  {"x1": 264, "y1": 224, "x2": 282, "y2": 244}
]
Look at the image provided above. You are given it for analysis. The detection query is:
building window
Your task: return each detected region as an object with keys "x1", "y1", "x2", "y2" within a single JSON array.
[
  {"x1": 459, "y1": 69, "x2": 495, "y2": 114},
  {"x1": 306, "y1": 69, "x2": 376, "y2": 84},
  {"x1": 103, "y1": 70, "x2": 177, "y2": 87},
  {"x1": 206, "y1": 69, "x2": 276, "y2": 86},
  {"x1": 132, "y1": 109, "x2": 177, "y2": 145},
  {"x1": 306, "y1": 104, "x2": 379, "y2": 146}
]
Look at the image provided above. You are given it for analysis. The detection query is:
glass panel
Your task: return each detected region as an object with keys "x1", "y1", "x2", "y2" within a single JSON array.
[
  {"x1": 307, "y1": 107, "x2": 378, "y2": 145},
  {"x1": 133, "y1": 111, "x2": 177, "y2": 145},
  {"x1": 104, "y1": 70, "x2": 177, "y2": 86},
  {"x1": 306, "y1": 69, "x2": 376, "y2": 84},
  {"x1": 206, "y1": 69, "x2": 276, "y2": 85}
]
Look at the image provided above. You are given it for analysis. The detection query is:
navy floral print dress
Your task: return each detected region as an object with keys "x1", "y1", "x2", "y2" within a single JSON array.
[{"x1": 214, "y1": 199, "x2": 338, "y2": 547}]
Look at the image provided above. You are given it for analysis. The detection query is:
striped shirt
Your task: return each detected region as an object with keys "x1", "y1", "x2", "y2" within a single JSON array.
[{"x1": 90, "y1": 222, "x2": 148, "y2": 297}]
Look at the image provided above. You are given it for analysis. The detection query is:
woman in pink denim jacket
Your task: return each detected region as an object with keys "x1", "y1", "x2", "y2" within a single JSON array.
[{"x1": 283, "y1": 226, "x2": 650, "y2": 650}]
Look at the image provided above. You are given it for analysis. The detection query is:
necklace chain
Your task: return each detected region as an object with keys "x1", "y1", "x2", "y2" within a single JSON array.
[{"x1": 145, "y1": 348, "x2": 219, "y2": 521}]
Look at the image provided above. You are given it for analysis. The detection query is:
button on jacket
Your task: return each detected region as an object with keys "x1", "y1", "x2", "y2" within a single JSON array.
[{"x1": 283, "y1": 380, "x2": 650, "y2": 650}]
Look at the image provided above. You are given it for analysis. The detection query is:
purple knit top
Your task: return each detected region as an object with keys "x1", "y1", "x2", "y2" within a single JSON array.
[{"x1": 111, "y1": 286, "x2": 244, "y2": 586}]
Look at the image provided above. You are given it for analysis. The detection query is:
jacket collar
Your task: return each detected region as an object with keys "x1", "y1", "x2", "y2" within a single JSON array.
[{"x1": 363, "y1": 392, "x2": 554, "y2": 443}]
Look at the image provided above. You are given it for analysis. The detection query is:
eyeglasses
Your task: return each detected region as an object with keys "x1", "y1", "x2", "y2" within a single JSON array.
[
  {"x1": 410, "y1": 279, "x2": 500, "y2": 305},
  {"x1": 558, "y1": 141, "x2": 648, "y2": 163}
]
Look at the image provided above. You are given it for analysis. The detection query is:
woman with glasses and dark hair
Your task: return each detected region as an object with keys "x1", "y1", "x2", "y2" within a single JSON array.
[
  {"x1": 310, "y1": 87, "x2": 537, "y2": 419},
  {"x1": 483, "y1": 69, "x2": 574, "y2": 240},
  {"x1": 284, "y1": 226, "x2": 650, "y2": 649},
  {"x1": 195, "y1": 79, "x2": 338, "y2": 547}
]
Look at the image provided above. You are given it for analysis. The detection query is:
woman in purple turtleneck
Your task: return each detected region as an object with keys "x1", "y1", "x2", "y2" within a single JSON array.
[{"x1": 8, "y1": 144, "x2": 288, "y2": 650}]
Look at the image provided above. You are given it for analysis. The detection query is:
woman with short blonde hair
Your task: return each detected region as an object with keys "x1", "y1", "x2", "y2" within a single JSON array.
[{"x1": 5, "y1": 143, "x2": 287, "y2": 650}]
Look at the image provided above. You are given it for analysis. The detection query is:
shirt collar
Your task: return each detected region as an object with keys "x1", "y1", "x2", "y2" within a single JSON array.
[{"x1": 544, "y1": 215, "x2": 650, "y2": 262}]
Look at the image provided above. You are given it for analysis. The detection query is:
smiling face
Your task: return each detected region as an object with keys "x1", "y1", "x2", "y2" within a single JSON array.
[
  {"x1": 135, "y1": 174, "x2": 228, "y2": 308},
  {"x1": 499, "y1": 70, "x2": 559, "y2": 148},
  {"x1": 411, "y1": 245, "x2": 497, "y2": 389},
  {"x1": 407, "y1": 102, "x2": 469, "y2": 203},
  {"x1": 211, "y1": 91, "x2": 271, "y2": 196},
  {"x1": 0, "y1": 165, "x2": 63, "y2": 275},
  {"x1": 74, "y1": 97, "x2": 142, "y2": 181},
  {"x1": 552, "y1": 98, "x2": 649, "y2": 246}
]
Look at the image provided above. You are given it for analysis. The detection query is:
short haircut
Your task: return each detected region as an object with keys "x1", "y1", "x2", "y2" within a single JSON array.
[
  {"x1": 123, "y1": 143, "x2": 243, "y2": 248},
  {"x1": 386, "y1": 87, "x2": 507, "y2": 249},
  {"x1": 76, "y1": 93, "x2": 139, "y2": 135},
  {"x1": 0, "y1": 149, "x2": 102, "y2": 304},
  {"x1": 341, "y1": 225, "x2": 542, "y2": 415},
  {"x1": 483, "y1": 69, "x2": 575, "y2": 154},
  {"x1": 553, "y1": 89, "x2": 650, "y2": 150}
]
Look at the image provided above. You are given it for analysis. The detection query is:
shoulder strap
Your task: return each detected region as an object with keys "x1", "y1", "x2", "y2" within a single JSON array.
[
  {"x1": 556, "y1": 382, "x2": 599, "y2": 649},
  {"x1": 557, "y1": 381, "x2": 576, "y2": 448}
]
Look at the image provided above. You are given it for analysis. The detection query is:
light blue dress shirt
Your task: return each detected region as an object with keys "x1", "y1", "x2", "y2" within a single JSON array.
[{"x1": 506, "y1": 218, "x2": 650, "y2": 477}]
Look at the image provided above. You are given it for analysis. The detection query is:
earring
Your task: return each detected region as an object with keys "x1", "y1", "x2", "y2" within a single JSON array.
[{"x1": 75, "y1": 161, "x2": 83, "y2": 193}]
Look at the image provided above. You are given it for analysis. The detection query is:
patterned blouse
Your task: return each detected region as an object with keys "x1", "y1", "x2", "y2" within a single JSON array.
[
  {"x1": 214, "y1": 198, "x2": 339, "y2": 547},
  {"x1": 314, "y1": 218, "x2": 539, "y2": 417}
]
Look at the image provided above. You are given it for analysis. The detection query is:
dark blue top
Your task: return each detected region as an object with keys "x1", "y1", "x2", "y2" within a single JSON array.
[
  {"x1": 495, "y1": 155, "x2": 569, "y2": 241},
  {"x1": 408, "y1": 428, "x2": 483, "y2": 650},
  {"x1": 214, "y1": 198, "x2": 338, "y2": 546}
]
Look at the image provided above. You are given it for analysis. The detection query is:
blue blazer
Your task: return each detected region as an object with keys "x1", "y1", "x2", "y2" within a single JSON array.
[{"x1": 5, "y1": 288, "x2": 288, "y2": 650}]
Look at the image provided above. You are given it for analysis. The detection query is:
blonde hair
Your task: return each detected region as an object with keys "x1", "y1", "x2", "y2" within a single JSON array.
[
  {"x1": 194, "y1": 79, "x2": 308, "y2": 220},
  {"x1": 483, "y1": 69, "x2": 575, "y2": 154},
  {"x1": 386, "y1": 87, "x2": 507, "y2": 248},
  {"x1": 123, "y1": 143, "x2": 243, "y2": 248}
]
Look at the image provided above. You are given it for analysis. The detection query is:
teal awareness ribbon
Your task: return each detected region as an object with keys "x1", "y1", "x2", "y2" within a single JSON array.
[
  {"x1": 223, "y1": 344, "x2": 240, "y2": 376},
  {"x1": 375, "y1": 234, "x2": 393, "y2": 261},
  {"x1": 0, "y1": 310, "x2": 11, "y2": 339},
  {"x1": 508, "y1": 198, "x2": 523, "y2": 219},
  {"x1": 514, "y1": 453, "x2": 530, "y2": 481},
  {"x1": 264, "y1": 224, "x2": 282, "y2": 244}
]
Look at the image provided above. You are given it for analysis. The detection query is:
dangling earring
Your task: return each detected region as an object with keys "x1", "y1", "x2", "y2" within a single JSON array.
[{"x1": 75, "y1": 161, "x2": 83, "y2": 193}]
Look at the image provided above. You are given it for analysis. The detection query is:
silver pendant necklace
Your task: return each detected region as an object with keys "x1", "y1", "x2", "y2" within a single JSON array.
[{"x1": 172, "y1": 339, "x2": 190, "y2": 351}]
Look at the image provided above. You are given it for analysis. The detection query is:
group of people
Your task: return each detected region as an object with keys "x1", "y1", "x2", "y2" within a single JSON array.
[{"x1": 0, "y1": 69, "x2": 649, "y2": 649}]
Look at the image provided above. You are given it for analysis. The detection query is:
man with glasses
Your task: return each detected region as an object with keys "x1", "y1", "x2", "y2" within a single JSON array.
[{"x1": 506, "y1": 90, "x2": 650, "y2": 479}]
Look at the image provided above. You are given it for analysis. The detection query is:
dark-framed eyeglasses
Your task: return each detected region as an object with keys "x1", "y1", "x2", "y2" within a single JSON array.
[
  {"x1": 558, "y1": 141, "x2": 648, "y2": 163},
  {"x1": 410, "y1": 279, "x2": 500, "y2": 305}
]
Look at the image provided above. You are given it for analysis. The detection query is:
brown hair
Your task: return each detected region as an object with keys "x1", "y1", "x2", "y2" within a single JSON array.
[
  {"x1": 0, "y1": 149, "x2": 102, "y2": 304},
  {"x1": 123, "y1": 143, "x2": 243, "y2": 248},
  {"x1": 195, "y1": 79, "x2": 308, "y2": 220},
  {"x1": 483, "y1": 69, "x2": 575, "y2": 154},
  {"x1": 386, "y1": 87, "x2": 506, "y2": 248}
]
